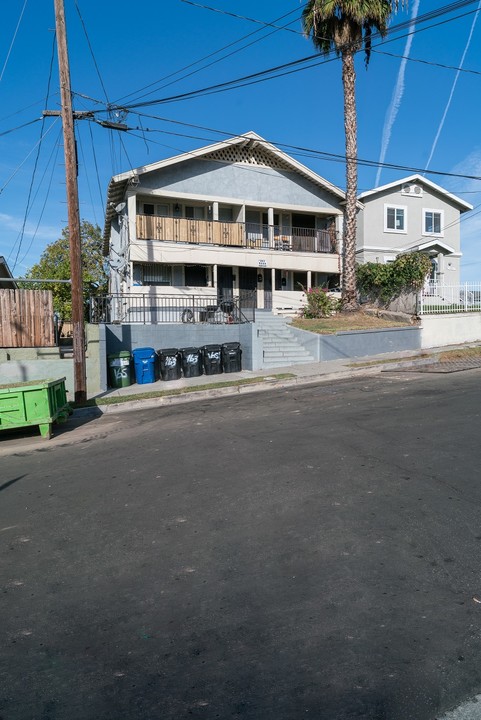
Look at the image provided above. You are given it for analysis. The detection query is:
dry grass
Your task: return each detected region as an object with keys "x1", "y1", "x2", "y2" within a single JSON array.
[
  {"x1": 439, "y1": 346, "x2": 481, "y2": 361},
  {"x1": 290, "y1": 311, "x2": 413, "y2": 335}
]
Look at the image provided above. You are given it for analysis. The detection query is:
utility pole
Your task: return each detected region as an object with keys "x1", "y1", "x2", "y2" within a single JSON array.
[{"x1": 54, "y1": 0, "x2": 87, "y2": 403}]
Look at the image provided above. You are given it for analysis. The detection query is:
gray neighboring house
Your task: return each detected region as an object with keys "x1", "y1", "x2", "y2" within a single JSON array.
[
  {"x1": 0, "y1": 256, "x2": 17, "y2": 289},
  {"x1": 357, "y1": 174, "x2": 473, "y2": 285}
]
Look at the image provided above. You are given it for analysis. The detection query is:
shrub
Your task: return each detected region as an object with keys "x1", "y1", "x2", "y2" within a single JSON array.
[
  {"x1": 299, "y1": 285, "x2": 341, "y2": 318},
  {"x1": 356, "y1": 252, "x2": 431, "y2": 305}
]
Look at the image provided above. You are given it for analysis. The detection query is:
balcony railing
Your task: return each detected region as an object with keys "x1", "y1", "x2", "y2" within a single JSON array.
[{"x1": 136, "y1": 215, "x2": 338, "y2": 254}]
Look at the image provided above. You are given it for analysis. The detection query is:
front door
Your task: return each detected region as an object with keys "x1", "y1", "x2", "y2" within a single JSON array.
[
  {"x1": 264, "y1": 269, "x2": 272, "y2": 310},
  {"x1": 217, "y1": 266, "x2": 233, "y2": 303}
]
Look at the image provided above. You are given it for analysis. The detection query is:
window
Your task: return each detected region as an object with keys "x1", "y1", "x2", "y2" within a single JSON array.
[
  {"x1": 385, "y1": 205, "x2": 406, "y2": 233},
  {"x1": 143, "y1": 203, "x2": 155, "y2": 216},
  {"x1": 141, "y1": 263, "x2": 172, "y2": 286},
  {"x1": 185, "y1": 206, "x2": 205, "y2": 220},
  {"x1": 184, "y1": 265, "x2": 208, "y2": 286},
  {"x1": 423, "y1": 209, "x2": 443, "y2": 236}
]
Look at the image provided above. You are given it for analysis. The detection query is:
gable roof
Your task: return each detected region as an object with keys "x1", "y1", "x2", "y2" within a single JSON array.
[
  {"x1": 103, "y1": 131, "x2": 347, "y2": 250},
  {"x1": 358, "y1": 174, "x2": 473, "y2": 212},
  {"x1": 0, "y1": 255, "x2": 17, "y2": 289}
]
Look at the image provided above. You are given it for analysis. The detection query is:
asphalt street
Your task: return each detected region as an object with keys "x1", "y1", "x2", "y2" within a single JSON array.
[{"x1": 2, "y1": 370, "x2": 481, "y2": 719}]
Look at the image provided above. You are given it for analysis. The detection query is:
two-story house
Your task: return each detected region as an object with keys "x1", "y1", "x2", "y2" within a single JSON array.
[
  {"x1": 356, "y1": 174, "x2": 473, "y2": 285},
  {"x1": 103, "y1": 132, "x2": 345, "y2": 316}
]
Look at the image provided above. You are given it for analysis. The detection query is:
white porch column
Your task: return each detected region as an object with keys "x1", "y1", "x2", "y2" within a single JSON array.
[
  {"x1": 307, "y1": 270, "x2": 312, "y2": 290},
  {"x1": 213, "y1": 264, "x2": 218, "y2": 291},
  {"x1": 436, "y1": 252, "x2": 445, "y2": 283},
  {"x1": 212, "y1": 202, "x2": 219, "y2": 221},
  {"x1": 233, "y1": 266, "x2": 239, "y2": 296},
  {"x1": 127, "y1": 193, "x2": 137, "y2": 242},
  {"x1": 268, "y1": 207, "x2": 274, "y2": 248}
]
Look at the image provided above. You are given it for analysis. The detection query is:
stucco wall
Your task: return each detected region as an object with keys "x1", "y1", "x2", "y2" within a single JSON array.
[
  {"x1": 289, "y1": 325, "x2": 421, "y2": 361},
  {"x1": 103, "y1": 322, "x2": 259, "y2": 385},
  {"x1": 420, "y1": 313, "x2": 481, "y2": 348},
  {"x1": 0, "y1": 325, "x2": 103, "y2": 399},
  {"x1": 137, "y1": 160, "x2": 342, "y2": 211}
]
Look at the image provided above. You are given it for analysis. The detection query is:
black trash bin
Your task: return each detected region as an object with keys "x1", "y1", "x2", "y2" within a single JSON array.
[
  {"x1": 180, "y1": 347, "x2": 203, "y2": 378},
  {"x1": 158, "y1": 348, "x2": 181, "y2": 381},
  {"x1": 222, "y1": 342, "x2": 242, "y2": 373},
  {"x1": 132, "y1": 347, "x2": 157, "y2": 384},
  {"x1": 202, "y1": 344, "x2": 223, "y2": 375}
]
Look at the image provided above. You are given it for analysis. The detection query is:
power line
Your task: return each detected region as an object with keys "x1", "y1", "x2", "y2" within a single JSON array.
[
  {"x1": 112, "y1": 7, "x2": 301, "y2": 106},
  {"x1": 0, "y1": 0, "x2": 28, "y2": 83},
  {"x1": 111, "y1": 6, "x2": 481, "y2": 111},
  {"x1": 372, "y1": 48, "x2": 481, "y2": 75},
  {"x1": 11, "y1": 31, "x2": 57, "y2": 270},
  {"x1": 118, "y1": 115, "x2": 481, "y2": 182}
]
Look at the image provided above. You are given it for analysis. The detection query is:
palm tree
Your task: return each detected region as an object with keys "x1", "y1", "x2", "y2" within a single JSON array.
[{"x1": 302, "y1": 1, "x2": 404, "y2": 310}]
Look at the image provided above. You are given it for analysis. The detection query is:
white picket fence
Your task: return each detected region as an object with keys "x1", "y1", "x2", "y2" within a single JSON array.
[{"x1": 419, "y1": 282, "x2": 481, "y2": 314}]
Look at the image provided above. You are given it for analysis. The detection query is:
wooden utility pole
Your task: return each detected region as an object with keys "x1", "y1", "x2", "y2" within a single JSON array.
[{"x1": 54, "y1": 0, "x2": 87, "y2": 402}]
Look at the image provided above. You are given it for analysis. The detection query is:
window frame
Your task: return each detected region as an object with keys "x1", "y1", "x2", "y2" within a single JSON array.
[
  {"x1": 384, "y1": 204, "x2": 407, "y2": 234},
  {"x1": 423, "y1": 208, "x2": 444, "y2": 237}
]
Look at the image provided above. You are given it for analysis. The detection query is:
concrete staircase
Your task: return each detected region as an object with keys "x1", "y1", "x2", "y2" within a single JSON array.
[{"x1": 256, "y1": 311, "x2": 317, "y2": 369}]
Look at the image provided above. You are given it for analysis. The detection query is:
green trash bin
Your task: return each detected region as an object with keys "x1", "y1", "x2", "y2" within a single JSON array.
[{"x1": 107, "y1": 351, "x2": 132, "y2": 388}]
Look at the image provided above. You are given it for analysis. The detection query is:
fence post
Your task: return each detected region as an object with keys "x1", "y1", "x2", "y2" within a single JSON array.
[{"x1": 465, "y1": 282, "x2": 468, "y2": 312}]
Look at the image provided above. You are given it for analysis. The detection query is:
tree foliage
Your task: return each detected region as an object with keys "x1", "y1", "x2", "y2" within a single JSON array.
[
  {"x1": 24, "y1": 221, "x2": 108, "y2": 318},
  {"x1": 356, "y1": 252, "x2": 432, "y2": 305}
]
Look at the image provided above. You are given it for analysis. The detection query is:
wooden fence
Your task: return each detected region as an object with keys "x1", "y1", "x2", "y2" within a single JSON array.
[{"x1": 0, "y1": 289, "x2": 55, "y2": 347}]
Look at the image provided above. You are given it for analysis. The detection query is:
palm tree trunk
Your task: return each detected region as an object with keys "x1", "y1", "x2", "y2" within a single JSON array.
[{"x1": 341, "y1": 48, "x2": 359, "y2": 311}]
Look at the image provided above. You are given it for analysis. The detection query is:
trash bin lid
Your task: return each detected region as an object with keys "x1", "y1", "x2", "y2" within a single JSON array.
[
  {"x1": 203, "y1": 344, "x2": 222, "y2": 351},
  {"x1": 222, "y1": 342, "x2": 241, "y2": 350},
  {"x1": 132, "y1": 347, "x2": 156, "y2": 359},
  {"x1": 180, "y1": 347, "x2": 200, "y2": 355},
  {"x1": 108, "y1": 350, "x2": 131, "y2": 359},
  {"x1": 158, "y1": 348, "x2": 179, "y2": 357}
]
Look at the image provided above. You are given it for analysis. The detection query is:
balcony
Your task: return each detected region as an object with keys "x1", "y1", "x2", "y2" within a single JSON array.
[{"x1": 136, "y1": 215, "x2": 338, "y2": 254}]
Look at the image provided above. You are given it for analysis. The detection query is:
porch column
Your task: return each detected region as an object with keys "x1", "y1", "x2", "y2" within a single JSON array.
[
  {"x1": 268, "y1": 207, "x2": 274, "y2": 248},
  {"x1": 212, "y1": 202, "x2": 219, "y2": 221},
  {"x1": 271, "y1": 268, "x2": 276, "y2": 295},
  {"x1": 213, "y1": 264, "x2": 218, "y2": 292},
  {"x1": 233, "y1": 266, "x2": 239, "y2": 296},
  {"x1": 307, "y1": 270, "x2": 312, "y2": 290},
  {"x1": 436, "y1": 252, "x2": 445, "y2": 283},
  {"x1": 127, "y1": 193, "x2": 137, "y2": 242}
]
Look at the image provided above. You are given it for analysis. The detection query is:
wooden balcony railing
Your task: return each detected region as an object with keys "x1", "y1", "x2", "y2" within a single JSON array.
[{"x1": 136, "y1": 215, "x2": 338, "y2": 254}]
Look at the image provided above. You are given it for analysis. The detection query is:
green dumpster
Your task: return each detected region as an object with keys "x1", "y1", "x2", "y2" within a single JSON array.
[
  {"x1": 107, "y1": 351, "x2": 132, "y2": 388},
  {"x1": 0, "y1": 377, "x2": 71, "y2": 439}
]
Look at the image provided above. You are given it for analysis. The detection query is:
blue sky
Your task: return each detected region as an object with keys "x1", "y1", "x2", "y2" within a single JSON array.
[{"x1": 1, "y1": 0, "x2": 480, "y2": 279}]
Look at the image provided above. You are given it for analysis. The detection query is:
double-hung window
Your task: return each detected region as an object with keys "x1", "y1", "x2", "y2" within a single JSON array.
[
  {"x1": 384, "y1": 205, "x2": 406, "y2": 233},
  {"x1": 423, "y1": 209, "x2": 443, "y2": 236}
]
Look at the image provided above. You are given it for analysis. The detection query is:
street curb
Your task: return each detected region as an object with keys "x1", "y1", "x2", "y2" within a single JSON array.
[{"x1": 72, "y1": 364, "x2": 387, "y2": 418}]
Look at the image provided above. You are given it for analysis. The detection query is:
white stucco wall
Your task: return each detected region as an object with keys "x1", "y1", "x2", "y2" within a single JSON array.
[{"x1": 421, "y1": 313, "x2": 481, "y2": 348}]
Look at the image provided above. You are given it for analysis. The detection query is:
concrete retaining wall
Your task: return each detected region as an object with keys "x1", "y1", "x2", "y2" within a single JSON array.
[
  {"x1": 289, "y1": 324, "x2": 422, "y2": 361},
  {"x1": 0, "y1": 325, "x2": 103, "y2": 399},
  {"x1": 420, "y1": 313, "x2": 481, "y2": 349}
]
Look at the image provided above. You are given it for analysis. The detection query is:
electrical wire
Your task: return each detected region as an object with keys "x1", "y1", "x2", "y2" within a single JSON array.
[
  {"x1": 109, "y1": 6, "x2": 481, "y2": 111},
  {"x1": 113, "y1": 7, "x2": 301, "y2": 106},
  {"x1": 11, "y1": 31, "x2": 57, "y2": 270},
  {"x1": 17, "y1": 127, "x2": 63, "y2": 267},
  {"x1": 0, "y1": 0, "x2": 28, "y2": 83},
  {"x1": 372, "y1": 48, "x2": 481, "y2": 75}
]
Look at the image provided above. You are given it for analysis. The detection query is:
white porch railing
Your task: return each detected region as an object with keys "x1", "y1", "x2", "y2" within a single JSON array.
[{"x1": 419, "y1": 282, "x2": 481, "y2": 314}]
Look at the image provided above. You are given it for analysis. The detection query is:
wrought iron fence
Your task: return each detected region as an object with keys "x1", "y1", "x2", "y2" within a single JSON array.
[
  {"x1": 89, "y1": 294, "x2": 253, "y2": 324},
  {"x1": 419, "y1": 282, "x2": 481, "y2": 314}
]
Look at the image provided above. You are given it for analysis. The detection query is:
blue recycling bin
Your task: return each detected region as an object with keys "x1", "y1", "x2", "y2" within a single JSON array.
[{"x1": 132, "y1": 347, "x2": 157, "y2": 384}]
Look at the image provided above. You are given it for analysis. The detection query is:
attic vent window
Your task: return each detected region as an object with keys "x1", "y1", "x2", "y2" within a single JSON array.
[
  {"x1": 204, "y1": 145, "x2": 290, "y2": 170},
  {"x1": 401, "y1": 183, "x2": 423, "y2": 197}
]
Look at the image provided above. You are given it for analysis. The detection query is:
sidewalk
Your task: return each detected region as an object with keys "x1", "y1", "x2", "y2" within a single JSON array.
[{"x1": 0, "y1": 343, "x2": 476, "y2": 456}]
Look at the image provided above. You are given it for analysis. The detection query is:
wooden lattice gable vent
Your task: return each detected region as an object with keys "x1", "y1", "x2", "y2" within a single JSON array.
[{"x1": 203, "y1": 142, "x2": 291, "y2": 171}]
